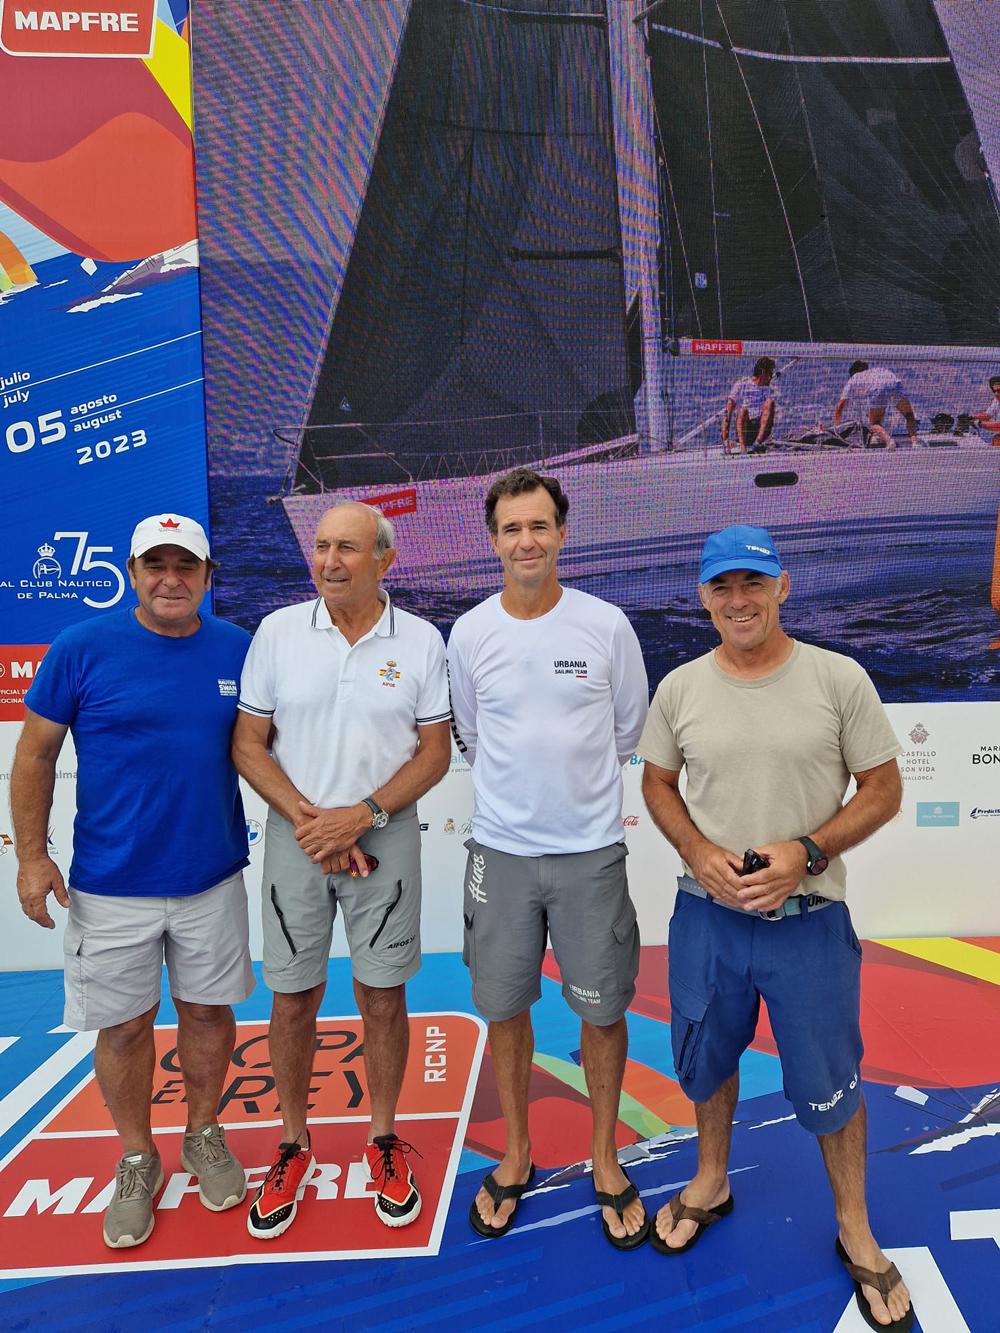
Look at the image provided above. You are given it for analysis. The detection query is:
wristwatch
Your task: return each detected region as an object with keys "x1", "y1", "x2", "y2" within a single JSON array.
[
  {"x1": 363, "y1": 797, "x2": 389, "y2": 831},
  {"x1": 797, "y1": 836, "x2": 829, "y2": 876}
]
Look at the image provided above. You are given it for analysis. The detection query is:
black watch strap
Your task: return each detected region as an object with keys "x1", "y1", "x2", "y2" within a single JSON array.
[
  {"x1": 797, "y1": 836, "x2": 829, "y2": 876},
  {"x1": 363, "y1": 797, "x2": 387, "y2": 824}
]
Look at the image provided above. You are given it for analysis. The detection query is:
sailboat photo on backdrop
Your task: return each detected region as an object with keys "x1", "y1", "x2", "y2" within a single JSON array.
[{"x1": 192, "y1": 0, "x2": 1000, "y2": 699}]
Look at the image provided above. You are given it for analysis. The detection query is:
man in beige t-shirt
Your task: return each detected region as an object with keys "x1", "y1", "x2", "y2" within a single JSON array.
[{"x1": 638, "y1": 525, "x2": 913, "y2": 1331}]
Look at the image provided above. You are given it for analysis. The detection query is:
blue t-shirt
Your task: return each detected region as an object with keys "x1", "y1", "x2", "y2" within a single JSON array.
[{"x1": 25, "y1": 608, "x2": 252, "y2": 897}]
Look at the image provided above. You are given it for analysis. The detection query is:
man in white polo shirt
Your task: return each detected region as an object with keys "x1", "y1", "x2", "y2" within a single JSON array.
[
  {"x1": 232, "y1": 501, "x2": 451, "y2": 1239},
  {"x1": 448, "y1": 468, "x2": 649, "y2": 1249}
]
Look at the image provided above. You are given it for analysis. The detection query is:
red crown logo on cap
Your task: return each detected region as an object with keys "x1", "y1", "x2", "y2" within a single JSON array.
[{"x1": 159, "y1": 519, "x2": 181, "y2": 530}]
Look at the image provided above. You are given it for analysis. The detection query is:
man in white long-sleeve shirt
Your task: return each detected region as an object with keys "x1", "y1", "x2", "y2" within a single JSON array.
[{"x1": 447, "y1": 467, "x2": 649, "y2": 1250}]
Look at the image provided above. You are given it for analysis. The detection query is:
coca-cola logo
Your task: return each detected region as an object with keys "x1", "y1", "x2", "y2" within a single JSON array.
[{"x1": 622, "y1": 814, "x2": 639, "y2": 827}]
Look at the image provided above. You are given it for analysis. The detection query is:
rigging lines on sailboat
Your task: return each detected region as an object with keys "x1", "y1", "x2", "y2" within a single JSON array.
[
  {"x1": 714, "y1": 2, "x2": 813, "y2": 342},
  {"x1": 453, "y1": 0, "x2": 606, "y2": 27},
  {"x1": 698, "y1": 0, "x2": 725, "y2": 337},
  {"x1": 649, "y1": 25, "x2": 951, "y2": 65},
  {"x1": 649, "y1": 93, "x2": 702, "y2": 338},
  {"x1": 728, "y1": 50, "x2": 951, "y2": 66}
]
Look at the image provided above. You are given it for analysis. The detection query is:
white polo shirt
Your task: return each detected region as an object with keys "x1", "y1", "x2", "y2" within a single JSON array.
[
  {"x1": 728, "y1": 376, "x2": 776, "y2": 417},
  {"x1": 238, "y1": 592, "x2": 450, "y2": 808},
  {"x1": 839, "y1": 366, "x2": 904, "y2": 412}
]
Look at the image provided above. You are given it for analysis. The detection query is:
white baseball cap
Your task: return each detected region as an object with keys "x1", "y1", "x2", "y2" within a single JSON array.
[{"x1": 130, "y1": 513, "x2": 211, "y2": 561}]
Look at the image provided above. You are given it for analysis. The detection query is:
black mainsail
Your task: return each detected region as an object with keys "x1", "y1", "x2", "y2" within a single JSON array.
[
  {"x1": 645, "y1": 0, "x2": 1000, "y2": 346},
  {"x1": 296, "y1": 0, "x2": 632, "y2": 493}
]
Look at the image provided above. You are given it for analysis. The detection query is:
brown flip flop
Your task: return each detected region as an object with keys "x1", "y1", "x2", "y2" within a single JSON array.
[
  {"x1": 650, "y1": 1190, "x2": 734, "y2": 1255},
  {"x1": 835, "y1": 1238, "x2": 914, "y2": 1331}
]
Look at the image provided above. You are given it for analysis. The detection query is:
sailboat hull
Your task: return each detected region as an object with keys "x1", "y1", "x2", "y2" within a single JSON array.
[{"x1": 282, "y1": 442, "x2": 999, "y2": 591}]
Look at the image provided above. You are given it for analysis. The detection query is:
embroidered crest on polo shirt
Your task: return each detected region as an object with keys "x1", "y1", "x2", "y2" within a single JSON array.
[
  {"x1": 218, "y1": 679, "x2": 237, "y2": 696},
  {"x1": 379, "y1": 660, "x2": 401, "y2": 687},
  {"x1": 553, "y1": 659, "x2": 588, "y2": 678}
]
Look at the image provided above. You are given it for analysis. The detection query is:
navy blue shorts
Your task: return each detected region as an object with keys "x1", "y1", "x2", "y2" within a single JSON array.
[{"x1": 667, "y1": 889, "x2": 864, "y2": 1136}]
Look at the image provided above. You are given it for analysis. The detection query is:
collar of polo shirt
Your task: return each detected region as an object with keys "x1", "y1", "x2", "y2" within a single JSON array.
[{"x1": 309, "y1": 590, "x2": 397, "y2": 636}]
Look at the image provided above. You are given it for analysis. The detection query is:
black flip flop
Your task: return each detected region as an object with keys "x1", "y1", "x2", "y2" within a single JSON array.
[
  {"x1": 595, "y1": 1167, "x2": 650, "y2": 1250},
  {"x1": 469, "y1": 1163, "x2": 536, "y2": 1238},
  {"x1": 650, "y1": 1190, "x2": 734, "y2": 1255},
  {"x1": 835, "y1": 1238, "x2": 915, "y2": 1331}
]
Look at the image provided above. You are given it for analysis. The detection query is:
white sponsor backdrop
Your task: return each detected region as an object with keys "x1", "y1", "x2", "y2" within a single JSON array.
[{"x1": 1, "y1": 699, "x2": 998, "y2": 972}]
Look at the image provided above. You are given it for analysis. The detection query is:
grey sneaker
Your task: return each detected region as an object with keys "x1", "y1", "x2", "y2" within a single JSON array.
[
  {"x1": 103, "y1": 1150, "x2": 164, "y2": 1248},
  {"x1": 180, "y1": 1124, "x2": 247, "y2": 1212}
]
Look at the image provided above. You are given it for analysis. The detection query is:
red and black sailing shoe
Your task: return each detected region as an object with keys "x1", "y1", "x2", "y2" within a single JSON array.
[
  {"x1": 246, "y1": 1140, "x2": 316, "y2": 1240},
  {"x1": 363, "y1": 1134, "x2": 422, "y2": 1227}
]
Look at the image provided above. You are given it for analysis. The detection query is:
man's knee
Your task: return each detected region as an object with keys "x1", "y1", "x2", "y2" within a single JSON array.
[
  {"x1": 580, "y1": 1014, "x2": 627, "y2": 1039},
  {"x1": 99, "y1": 1004, "x2": 157, "y2": 1054},
  {"x1": 174, "y1": 999, "x2": 233, "y2": 1029},
  {"x1": 271, "y1": 984, "x2": 325, "y2": 1025},
  {"x1": 357, "y1": 982, "x2": 406, "y2": 1027}
]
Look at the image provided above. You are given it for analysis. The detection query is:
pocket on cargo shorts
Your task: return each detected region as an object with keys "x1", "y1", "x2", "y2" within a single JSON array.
[
  {"x1": 669, "y1": 975, "x2": 709, "y2": 1081},
  {"x1": 611, "y1": 896, "x2": 639, "y2": 990}
]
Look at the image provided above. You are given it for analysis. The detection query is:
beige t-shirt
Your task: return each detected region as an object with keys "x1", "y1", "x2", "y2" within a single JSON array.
[{"x1": 637, "y1": 641, "x2": 901, "y2": 902}]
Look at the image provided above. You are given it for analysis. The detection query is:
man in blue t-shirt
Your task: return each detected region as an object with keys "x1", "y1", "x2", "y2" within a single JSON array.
[{"x1": 10, "y1": 513, "x2": 254, "y2": 1251}]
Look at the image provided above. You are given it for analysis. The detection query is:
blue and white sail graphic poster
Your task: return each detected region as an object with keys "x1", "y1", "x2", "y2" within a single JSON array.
[{"x1": 0, "y1": 0, "x2": 208, "y2": 716}]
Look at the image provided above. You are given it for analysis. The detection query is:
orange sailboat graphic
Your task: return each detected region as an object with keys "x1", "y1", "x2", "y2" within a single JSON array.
[{"x1": 0, "y1": 230, "x2": 36, "y2": 292}]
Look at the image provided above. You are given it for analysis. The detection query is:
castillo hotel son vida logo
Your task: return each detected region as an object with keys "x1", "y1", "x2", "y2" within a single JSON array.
[{"x1": 900, "y1": 721, "x2": 936, "y2": 784}]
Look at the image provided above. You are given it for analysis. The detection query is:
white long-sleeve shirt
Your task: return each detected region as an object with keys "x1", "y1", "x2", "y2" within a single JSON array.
[{"x1": 447, "y1": 587, "x2": 648, "y2": 856}]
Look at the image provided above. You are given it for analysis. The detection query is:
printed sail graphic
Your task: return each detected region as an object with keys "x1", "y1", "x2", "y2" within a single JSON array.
[
  {"x1": 647, "y1": 0, "x2": 1000, "y2": 345},
  {"x1": 294, "y1": 0, "x2": 632, "y2": 494},
  {"x1": 0, "y1": 231, "x2": 36, "y2": 290}
]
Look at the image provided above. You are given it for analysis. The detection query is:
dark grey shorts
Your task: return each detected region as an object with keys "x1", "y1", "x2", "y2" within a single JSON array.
[
  {"x1": 461, "y1": 837, "x2": 639, "y2": 1026},
  {"x1": 261, "y1": 808, "x2": 421, "y2": 992}
]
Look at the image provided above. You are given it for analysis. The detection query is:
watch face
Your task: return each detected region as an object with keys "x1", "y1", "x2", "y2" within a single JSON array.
[
  {"x1": 373, "y1": 810, "x2": 389, "y2": 829},
  {"x1": 799, "y1": 837, "x2": 828, "y2": 875}
]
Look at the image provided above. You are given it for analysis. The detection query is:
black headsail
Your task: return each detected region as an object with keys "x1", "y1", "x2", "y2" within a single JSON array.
[
  {"x1": 296, "y1": 0, "x2": 632, "y2": 494},
  {"x1": 646, "y1": 0, "x2": 1000, "y2": 346}
]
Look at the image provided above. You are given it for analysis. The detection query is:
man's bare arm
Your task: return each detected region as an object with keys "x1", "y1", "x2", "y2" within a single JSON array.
[
  {"x1": 814, "y1": 757, "x2": 902, "y2": 855},
  {"x1": 722, "y1": 398, "x2": 736, "y2": 442},
  {"x1": 738, "y1": 758, "x2": 902, "y2": 912},
  {"x1": 11, "y1": 710, "x2": 70, "y2": 929},
  {"x1": 231, "y1": 710, "x2": 308, "y2": 826},
  {"x1": 833, "y1": 396, "x2": 847, "y2": 425},
  {"x1": 759, "y1": 398, "x2": 776, "y2": 439},
  {"x1": 295, "y1": 720, "x2": 452, "y2": 865},
  {"x1": 641, "y1": 760, "x2": 744, "y2": 908}
]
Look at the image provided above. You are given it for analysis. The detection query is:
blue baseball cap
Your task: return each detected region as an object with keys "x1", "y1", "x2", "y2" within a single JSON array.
[{"x1": 699, "y1": 525, "x2": 782, "y2": 583}]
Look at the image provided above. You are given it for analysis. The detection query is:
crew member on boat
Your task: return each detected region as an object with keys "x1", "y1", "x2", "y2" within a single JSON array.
[
  {"x1": 833, "y1": 362, "x2": 918, "y2": 449},
  {"x1": 638, "y1": 525, "x2": 913, "y2": 1330},
  {"x1": 723, "y1": 357, "x2": 777, "y2": 454},
  {"x1": 971, "y1": 374, "x2": 1000, "y2": 446},
  {"x1": 232, "y1": 501, "x2": 451, "y2": 1241}
]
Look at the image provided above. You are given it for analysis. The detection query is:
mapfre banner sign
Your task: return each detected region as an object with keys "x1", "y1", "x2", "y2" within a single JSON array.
[
  {"x1": 0, "y1": 1013, "x2": 485, "y2": 1276},
  {"x1": 0, "y1": 1, "x2": 156, "y2": 56}
]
